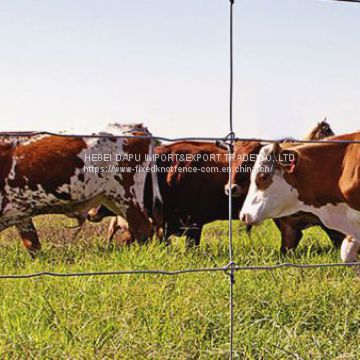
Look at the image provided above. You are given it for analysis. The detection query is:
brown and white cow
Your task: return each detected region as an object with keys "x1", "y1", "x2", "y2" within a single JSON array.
[
  {"x1": 0, "y1": 124, "x2": 162, "y2": 256},
  {"x1": 225, "y1": 120, "x2": 345, "y2": 253},
  {"x1": 88, "y1": 141, "x2": 237, "y2": 246},
  {"x1": 239, "y1": 132, "x2": 360, "y2": 262}
]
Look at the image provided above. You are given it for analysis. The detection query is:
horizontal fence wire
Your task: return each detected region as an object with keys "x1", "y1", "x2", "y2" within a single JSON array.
[
  {"x1": 1, "y1": 1, "x2": 360, "y2": 357},
  {"x1": 0, "y1": 262, "x2": 359, "y2": 280},
  {"x1": 330, "y1": 0, "x2": 360, "y2": 3},
  {"x1": 0, "y1": 2, "x2": 358, "y2": 359},
  {"x1": 1, "y1": 130, "x2": 360, "y2": 144}
]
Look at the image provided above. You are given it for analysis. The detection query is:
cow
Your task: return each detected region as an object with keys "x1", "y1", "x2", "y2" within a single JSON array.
[
  {"x1": 0, "y1": 124, "x2": 162, "y2": 257},
  {"x1": 239, "y1": 131, "x2": 360, "y2": 263},
  {"x1": 225, "y1": 120, "x2": 345, "y2": 253},
  {"x1": 88, "y1": 141, "x2": 236, "y2": 246}
]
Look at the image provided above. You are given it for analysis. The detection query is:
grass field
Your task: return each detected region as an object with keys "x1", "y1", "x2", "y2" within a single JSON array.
[{"x1": 0, "y1": 216, "x2": 359, "y2": 359}]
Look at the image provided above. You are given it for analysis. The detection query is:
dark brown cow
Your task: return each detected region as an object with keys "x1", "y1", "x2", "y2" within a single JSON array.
[
  {"x1": 239, "y1": 132, "x2": 360, "y2": 262},
  {"x1": 0, "y1": 124, "x2": 162, "y2": 256},
  {"x1": 226, "y1": 120, "x2": 345, "y2": 253},
  {"x1": 153, "y1": 141, "x2": 238, "y2": 245}
]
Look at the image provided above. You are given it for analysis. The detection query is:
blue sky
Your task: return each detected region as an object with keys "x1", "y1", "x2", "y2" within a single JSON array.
[{"x1": 0, "y1": 0, "x2": 359, "y2": 139}]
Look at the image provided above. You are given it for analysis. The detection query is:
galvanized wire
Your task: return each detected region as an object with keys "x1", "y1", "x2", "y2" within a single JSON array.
[
  {"x1": 0, "y1": 1, "x2": 359, "y2": 358},
  {"x1": 0, "y1": 84, "x2": 359, "y2": 360},
  {"x1": 227, "y1": 1, "x2": 236, "y2": 359},
  {"x1": 1, "y1": 131, "x2": 360, "y2": 144},
  {"x1": 1, "y1": 76, "x2": 360, "y2": 360},
  {"x1": 0, "y1": 262, "x2": 359, "y2": 279},
  {"x1": 330, "y1": 0, "x2": 360, "y2": 3}
]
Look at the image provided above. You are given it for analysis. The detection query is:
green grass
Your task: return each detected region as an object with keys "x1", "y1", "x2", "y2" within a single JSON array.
[{"x1": 0, "y1": 216, "x2": 359, "y2": 359}]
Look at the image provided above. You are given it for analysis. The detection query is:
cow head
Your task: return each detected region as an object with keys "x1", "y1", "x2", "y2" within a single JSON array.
[
  {"x1": 317, "y1": 120, "x2": 334, "y2": 139},
  {"x1": 239, "y1": 143, "x2": 301, "y2": 225},
  {"x1": 305, "y1": 119, "x2": 334, "y2": 141},
  {"x1": 224, "y1": 141, "x2": 263, "y2": 198}
]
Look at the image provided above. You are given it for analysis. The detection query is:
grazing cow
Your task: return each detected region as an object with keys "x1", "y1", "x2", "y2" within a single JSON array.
[
  {"x1": 88, "y1": 141, "x2": 240, "y2": 245},
  {"x1": 0, "y1": 124, "x2": 162, "y2": 256},
  {"x1": 239, "y1": 132, "x2": 360, "y2": 262},
  {"x1": 225, "y1": 120, "x2": 345, "y2": 253}
]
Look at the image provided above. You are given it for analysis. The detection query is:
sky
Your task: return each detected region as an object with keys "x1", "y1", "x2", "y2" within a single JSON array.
[{"x1": 0, "y1": 0, "x2": 359, "y2": 139}]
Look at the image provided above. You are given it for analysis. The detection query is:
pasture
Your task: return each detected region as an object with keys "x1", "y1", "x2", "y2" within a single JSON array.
[{"x1": 0, "y1": 216, "x2": 359, "y2": 359}]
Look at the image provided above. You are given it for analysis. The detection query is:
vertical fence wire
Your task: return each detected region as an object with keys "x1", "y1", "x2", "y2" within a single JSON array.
[
  {"x1": 227, "y1": 1, "x2": 236, "y2": 359},
  {"x1": 0, "y1": 1, "x2": 359, "y2": 358}
]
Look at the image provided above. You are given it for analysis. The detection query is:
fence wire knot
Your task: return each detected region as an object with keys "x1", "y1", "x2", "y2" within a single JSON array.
[
  {"x1": 224, "y1": 131, "x2": 235, "y2": 143},
  {"x1": 224, "y1": 132, "x2": 235, "y2": 155},
  {"x1": 224, "y1": 261, "x2": 236, "y2": 284}
]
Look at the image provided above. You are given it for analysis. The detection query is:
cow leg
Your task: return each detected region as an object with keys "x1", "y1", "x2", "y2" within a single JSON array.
[
  {"x1": 160, "y1": 220, "x2": 178, "y2": 246},
  {"x1": 153, "y1": 225, "x2": 165, "y2": 244},
  {"x1": 341, "y1": 236, "x2": 360, "y2": 263},
  {"x1": 108, "y1": 217, "x2": 120, "y2": 243},
  {"x1": 320, "y1": 225, "x2": 345, "y2": 248},
  {"x1": 16, "y1": 219, "x2": 41, "y2": 258},
  {"x1": 185, "y1": 226, "x2": 203, "y2": 248},
  {"x1": 274, "y1": 219, "x2": 302, "y2": 254}
]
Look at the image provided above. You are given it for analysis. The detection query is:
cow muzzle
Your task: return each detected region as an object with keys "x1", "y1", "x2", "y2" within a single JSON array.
[
  {"x1": 224, "y1": 184, "x2": 242, "y2": 197},
  {"x1": 240, "y1": 211, "x2": 257, "y2": 226}
]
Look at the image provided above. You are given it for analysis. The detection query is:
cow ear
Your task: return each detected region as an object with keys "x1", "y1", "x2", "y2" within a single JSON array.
[{"x1": 272, "y1": 143, "x2": 298, "y2": 173}]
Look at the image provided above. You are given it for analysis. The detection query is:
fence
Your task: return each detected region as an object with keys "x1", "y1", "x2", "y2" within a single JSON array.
[
  {"x1": 1, "y1": 1, "x2": 360, "y2": 359},
  {"x1": 2, "y1": 127, "x2": 360, "y2": 359}
]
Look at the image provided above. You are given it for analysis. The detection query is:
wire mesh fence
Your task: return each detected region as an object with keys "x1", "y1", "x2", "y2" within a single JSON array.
[
  {"x1": 1, "y1": 0, "x2": 360, "y2": 358},
  {"x1": 0, "y1": 129, "x2": 360, "y2": 360}
]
